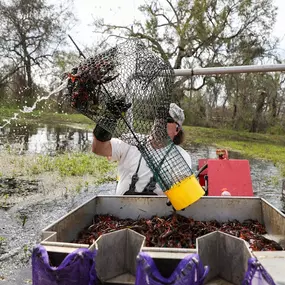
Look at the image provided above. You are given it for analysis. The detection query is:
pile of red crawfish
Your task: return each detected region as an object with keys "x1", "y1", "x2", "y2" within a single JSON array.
[{"x1": 75, "y1": 214, "x2": 283, "y2": 251}]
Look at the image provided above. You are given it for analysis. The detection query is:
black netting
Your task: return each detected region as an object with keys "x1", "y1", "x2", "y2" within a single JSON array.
[
  {"x1": 65, "y1": 39, "x2": 172, "y2": 141},
  {"x1": 64, "y1": 39, "x2": 200, "y2": 197}
]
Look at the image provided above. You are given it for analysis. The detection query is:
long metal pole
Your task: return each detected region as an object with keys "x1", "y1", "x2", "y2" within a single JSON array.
[{"x1": 174, "y1": 64, "x2": 285, "y2": 76}]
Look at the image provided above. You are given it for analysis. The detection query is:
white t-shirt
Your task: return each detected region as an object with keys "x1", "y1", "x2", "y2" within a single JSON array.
[{"x1": 110, "y1": 138, "x2": 192, "y2": 195}]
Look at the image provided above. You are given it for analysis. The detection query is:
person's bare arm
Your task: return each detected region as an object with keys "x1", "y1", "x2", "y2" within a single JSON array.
[{"x1": 92, "y1": 136, "x2": 112, "y2": 157}]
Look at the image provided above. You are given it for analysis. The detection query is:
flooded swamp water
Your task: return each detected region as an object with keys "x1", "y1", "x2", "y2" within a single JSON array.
[{"x1": 0, "y1": 123, "x2": 284, "y2": 284}]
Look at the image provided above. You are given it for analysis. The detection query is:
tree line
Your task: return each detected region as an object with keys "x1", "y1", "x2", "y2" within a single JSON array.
[{"x1": 0, "y1": 0, "x2": 284, "y2": 133}]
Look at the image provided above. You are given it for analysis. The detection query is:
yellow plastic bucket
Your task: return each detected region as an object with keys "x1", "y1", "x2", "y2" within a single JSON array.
[{"x1": 165, "y1": 174, "x2": 205, "y2": 210}]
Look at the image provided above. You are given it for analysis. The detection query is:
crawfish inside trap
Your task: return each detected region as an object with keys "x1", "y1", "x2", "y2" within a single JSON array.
[
  {"x1": 74, "y1": 214, "x2": 283, "y2": 251},
  {"x1": 64, "y1": 40, "x2": 198, "y2": 195}
]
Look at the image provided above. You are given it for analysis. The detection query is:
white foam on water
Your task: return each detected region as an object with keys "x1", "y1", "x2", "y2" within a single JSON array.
[
  {"x1": 0, "y1": 80, "x2": 68, "y2": 129},
  {"x1": 0, "y1": 113, "x2": 19, "y2": 129}
]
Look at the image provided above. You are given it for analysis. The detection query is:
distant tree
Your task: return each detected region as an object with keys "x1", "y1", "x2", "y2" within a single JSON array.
[
  {"x1": 52, "y1": 51, "x2": 80, "y2": 79},
  {"x1": 93, "y1": 0, "x2": 283, "y2": 132},
  {"x1": 94, "y1": 0, "x2": 278, "y2": 94},
  {"x1": 0, "y1": 0, "x2": 76, "y2": 96}
]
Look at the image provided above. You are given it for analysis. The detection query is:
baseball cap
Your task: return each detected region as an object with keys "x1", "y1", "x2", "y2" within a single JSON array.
[{"x1": 168, "y1": 103, "x2": 185, "y2": 126}]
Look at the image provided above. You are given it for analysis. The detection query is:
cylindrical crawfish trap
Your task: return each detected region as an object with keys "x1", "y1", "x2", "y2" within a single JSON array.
[{"x1": 64, "y1": 39, "x2": 204, "y2": 210}]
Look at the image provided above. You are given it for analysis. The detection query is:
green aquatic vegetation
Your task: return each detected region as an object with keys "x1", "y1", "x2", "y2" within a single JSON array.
[
  {"x1": 0, "y1": 236, "x2": 6, "y2": 243},
  {"x1": 1, "y1": 149, "x2": 116, "y2": 184},
  {"x1": 22, "y1": 112, "x2": 94, "y2": 127},
  {"x1": 263, "y1": 175, "x2": 280, "y2": 187},
  {"x1": 270, "y1": 176, "x2": 280, "y2": 187},
  {"x1": 0, "y1": 106, "x2": 19, "y2": 118},
  {"x1": 74, "y1": 182, "x2": 82, "y2": 193},
  {"x1": 184, "y1": 126, "x2": 285, "y2": 147},
  {"x1": 4, "y1": 144, "x2": 12, "y2": 154},
  {"x1": 2, "y1": 194, "x2": 9, "y2": 207},
  {"x1": 184, "y1": 126, "x2": 285, "y2": 176},
  {"x1": 95, "y1": 175, "x2": 117, "y2": 185},
  {"x1": 32, "y1": 152, "x2": 117, "y2": 179},
  {"x1": 0, "y1": 107, "x2": 93, "y2": 127},
  {"x1": 20, "y1": 214, "x2": 28, "y2": 227},
  {"x1": 23, "y1": 244, "x2": 31, "y2": 260}
]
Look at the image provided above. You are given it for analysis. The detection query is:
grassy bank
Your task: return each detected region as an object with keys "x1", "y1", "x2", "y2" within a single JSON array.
[
  {"x1": 0, "y1": 106, "x2": 94, "y2": 128},
  {"x1": 183, "y1": 126, "x2": 285, "y2": 175},
  {"x1": 0, "y1": 150, "x2": 117, "y2": 203}
]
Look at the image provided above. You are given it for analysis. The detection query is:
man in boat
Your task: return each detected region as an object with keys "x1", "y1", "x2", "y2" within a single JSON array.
[{"x1": 92, "y1": 101, "x2": 192, "y2": 196}]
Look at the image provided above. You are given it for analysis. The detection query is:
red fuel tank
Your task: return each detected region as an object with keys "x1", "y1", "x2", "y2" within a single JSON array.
[{"x1": 198, "y1": 149, "x2": 253, "y2": 196}]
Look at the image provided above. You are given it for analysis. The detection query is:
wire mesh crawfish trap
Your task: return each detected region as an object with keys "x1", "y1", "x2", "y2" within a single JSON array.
[{"x1": 64, "y1": 39, "x2": 204, "y2": 210}]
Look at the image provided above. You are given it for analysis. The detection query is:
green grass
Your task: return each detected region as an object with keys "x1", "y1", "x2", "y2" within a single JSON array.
[
  {"x1": 30, "y1": 152, "x2": 117, "y2": 178},
  {"x1": 184, "y1": 126, "x2": 285, "y2": 175},
  {"x1": 23, "y1": 112, "x2": 94, "y2": 125},
  {"x1": 1, "y1": 150, "x2": 117, "y2": 185},
  {"x1": 0, "y1": 106, "x2": 94, "y2": 127},
  {"x1": 0, "y1": 106, "x2": 19, "y2": 118}
]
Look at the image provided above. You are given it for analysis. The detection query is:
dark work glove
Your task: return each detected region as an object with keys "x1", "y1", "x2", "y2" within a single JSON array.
[
  {"x1": 93, "y1": 96, "x2": 131, "y2": 142},
  {"x1": 106, "y1": 96, "x2": 132, "y2": 118}
]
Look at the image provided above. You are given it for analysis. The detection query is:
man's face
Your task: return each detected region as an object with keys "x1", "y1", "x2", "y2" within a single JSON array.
[{"x1": 167, "y1": 121, "x2": 180, "y2": 140}]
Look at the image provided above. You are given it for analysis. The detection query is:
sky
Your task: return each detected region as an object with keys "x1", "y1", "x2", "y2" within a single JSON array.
[
  {"x1": 67, "y1": 0, "x2": 285, "y2": 57},
  {"x1": 68, "y1": 0, "x2": 144, "y2": 47},
  {"x1": 273, "y1": 0, "x2": 285, "y2": 55}
]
